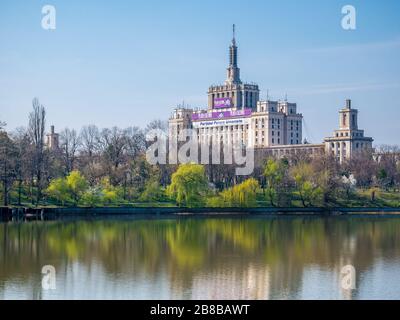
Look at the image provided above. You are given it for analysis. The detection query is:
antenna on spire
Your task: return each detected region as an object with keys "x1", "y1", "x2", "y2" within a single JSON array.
[{"x1": 232, "y1": 24, "x2": 236, "y2": 43}]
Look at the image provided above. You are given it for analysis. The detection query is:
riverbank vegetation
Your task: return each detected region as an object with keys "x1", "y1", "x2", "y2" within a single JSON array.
[{"x1": 1, "y1": 99, "x2": 400, "y2": 208}]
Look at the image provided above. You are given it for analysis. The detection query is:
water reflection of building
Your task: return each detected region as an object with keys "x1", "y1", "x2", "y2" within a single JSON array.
[{"x1": 189, "y1": 263, "x2": 271, "y2": 300}]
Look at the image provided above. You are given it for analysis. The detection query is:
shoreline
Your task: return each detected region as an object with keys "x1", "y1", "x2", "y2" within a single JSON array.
[{"x1": 2, "y1": 206, "x2": 400, "y2": 221}]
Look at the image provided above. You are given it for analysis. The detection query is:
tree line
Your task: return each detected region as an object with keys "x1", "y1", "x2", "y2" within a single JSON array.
[{"x1": 1, "y1": 98, "x2": 400, "y2": 208}]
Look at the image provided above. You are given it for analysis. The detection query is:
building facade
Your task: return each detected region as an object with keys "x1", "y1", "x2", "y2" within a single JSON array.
[
  {"x1": 324, "y1": 99, "x2": 373, "y2": 162},
  {"x1": 168, "y1": 26, "x2": 373, "y2": 163}
]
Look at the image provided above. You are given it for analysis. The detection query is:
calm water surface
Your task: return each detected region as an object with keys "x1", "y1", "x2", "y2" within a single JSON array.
[{"x1": 1, "y1": 216, "x2": 400, "y2": 300}]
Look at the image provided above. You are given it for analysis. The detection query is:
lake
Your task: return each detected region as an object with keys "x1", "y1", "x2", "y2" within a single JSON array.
[{"x1": 1, "y1": 215, "x2": 400, "y2": 299}]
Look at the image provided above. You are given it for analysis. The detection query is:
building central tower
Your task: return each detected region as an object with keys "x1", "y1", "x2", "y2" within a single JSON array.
[
  {"x1": 226, "y1": 24, "x2": 241, "y2": 85},
  {"x1": 207, "y1": 24, "x2": 259, "y2": 111}
]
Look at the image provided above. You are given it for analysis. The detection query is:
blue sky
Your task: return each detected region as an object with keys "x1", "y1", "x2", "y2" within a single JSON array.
[{"x1": 1, "y1": 0, "x2": 399, "y2": 145}]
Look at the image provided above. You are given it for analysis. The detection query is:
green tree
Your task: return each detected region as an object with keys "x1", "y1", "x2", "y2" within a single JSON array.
[
  {"x1": 166, "y1": 163, "x2": 209, "y2": 207},
  {"x1": 139, "y1": 179, "x2": 164, "y2": 202},
  {"x1": 290, "y1": 162, "x2": 323, "y2": 207},
  {"x1": 66, "y1": 170, "x2": 88, "y2": 205},
  {"x1": 208, "y1": 178, "x2": 259, "y2": 208},
  {"x1": 46, "y1": 170, "x2": 89, "y2": 206},
  {"x1": 46, "y1": 177, "x2": 70, "y2": 205},
  {"x1": 263, "y1": 159, "x2": 287, "y2": 206},
  {"x1": 81, "y1": 186, "x2": 103, "y2": 207}
]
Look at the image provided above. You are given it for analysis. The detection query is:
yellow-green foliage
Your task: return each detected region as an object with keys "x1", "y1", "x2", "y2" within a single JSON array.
[
  {"x1": 208, "y1": 178, "x2": 259, "y2": 208},
  {"x1": 46, "y1": 171, "x2": 88, "y2": 205},
  {"x1": 46, "y1": 171, "x2": 123, "y2": 206},
  {"x1": 263, "y1": 159, "x2": 287, "y2": 206},
  {"x1": 99, "y1": 177, "x2": 119, "y2": 205},
  {"x1": 46, "y1": 177, "x2": 70, "y2": 205},
  {"x1": 139, "y1": 179, "x2": 164, "y2": 202},
  {"x1": 166, "y1": 163, "x2": 209, "y2": 207},
  {"x1": 66, "y1": 171, "x2": 88, "y2": 204},
  {"x1": 290, "y1": 162, "x2": 323, "y2": 207}
]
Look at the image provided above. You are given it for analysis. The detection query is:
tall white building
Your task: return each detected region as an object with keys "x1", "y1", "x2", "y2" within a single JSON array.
[
  {"x1": 169, "y1": 25, "x2": 303, "y2": 150},
  {"x1": 168, "y1": 26, "x2": 373, "y2": 163}
]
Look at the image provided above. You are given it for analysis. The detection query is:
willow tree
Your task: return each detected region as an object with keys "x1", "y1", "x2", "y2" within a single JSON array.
[
  {"x1": 208, "y1": 178, "x2": 259, "y2": 208},
  {"x1": 166, "y1": 163, "x2": 209, "y2": 207},
  {"x1": 263, "y1": 159, "x2": 288, "y2": 206}
]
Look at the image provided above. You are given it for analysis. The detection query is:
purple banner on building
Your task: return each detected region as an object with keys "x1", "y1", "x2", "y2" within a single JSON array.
[
  {"x1": 192, "y1": 108, "x2": 252, "y2": 121},
  {"x1": 213, "y1": 97, "x2": 232, "y2": 108}
]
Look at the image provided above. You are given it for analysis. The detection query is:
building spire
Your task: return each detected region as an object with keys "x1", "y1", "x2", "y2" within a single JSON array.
[
  {"x1": 226, "y1": 24, "x2": 241, "y2": 84},
  {"x1": 232, "y1": 24, "x2": 236, "y2": 45}
]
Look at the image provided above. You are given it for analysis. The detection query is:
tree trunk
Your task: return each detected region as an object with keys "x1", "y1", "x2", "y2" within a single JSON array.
[{"x1": 18, "y1": 179, "x2": 22, "y2": 206}]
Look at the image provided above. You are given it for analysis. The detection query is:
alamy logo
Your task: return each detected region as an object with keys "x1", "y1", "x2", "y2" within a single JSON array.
[
  {"x1": 41, "y1": 5, "x2": 56, "y2": 30},
  {"x1": 41, "y1": 265, "x2": 56, "y2": 290},
  {"x1": 341, "y1": 265, "x2": 356, "y2": 290},
  {"x1": 146, "y1": 129, "x2": 254, "y2": 176},
  {"x1": 341, "y1": 5, "x2": 356, "y2": 30}
]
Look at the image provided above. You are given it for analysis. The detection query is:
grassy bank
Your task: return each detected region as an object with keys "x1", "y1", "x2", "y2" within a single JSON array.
[{"x1": 3, "y1": 188, "x2": 400, "y2": 209}]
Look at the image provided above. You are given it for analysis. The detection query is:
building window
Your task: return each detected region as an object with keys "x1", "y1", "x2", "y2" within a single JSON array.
[{"x1": 272, "y1": 138, "x2": 274, "y2": 144}]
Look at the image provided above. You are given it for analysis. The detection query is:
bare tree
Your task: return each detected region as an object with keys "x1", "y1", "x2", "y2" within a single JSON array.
[
  {"x1": 28, "y1": 98, "x2": 46, "y2": 205},
  {"x1": 0, "y1": 131, "x2": 17, "y2": 206},
  {"x1": 80, "y1": 125, "x2": 100, "y2": 158},
  {"x1": 124, "y1": 126, "x2": 146, "y2": 158},
  {"x1": 145, "y1": 119, "x2": 168, "y2": 134},
  {"x1": 11, "y1": 127, "x2": 32, "y2": 205},
  {"x1": 97, "y1": 127, "x2": 129, "y2": 184},
  {"x1": 60, "y1": 128, "x2": 80, "y2": 174}
]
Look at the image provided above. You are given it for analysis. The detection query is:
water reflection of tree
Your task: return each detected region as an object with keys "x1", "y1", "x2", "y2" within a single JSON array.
[{"x1": 1, "y1": 217, "x2": 400, "y2": 299}]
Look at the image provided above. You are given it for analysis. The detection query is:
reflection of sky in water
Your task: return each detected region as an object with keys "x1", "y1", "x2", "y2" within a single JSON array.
[{"x1": 1, "y1": 217, "x2": 400, "y2": 300}]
